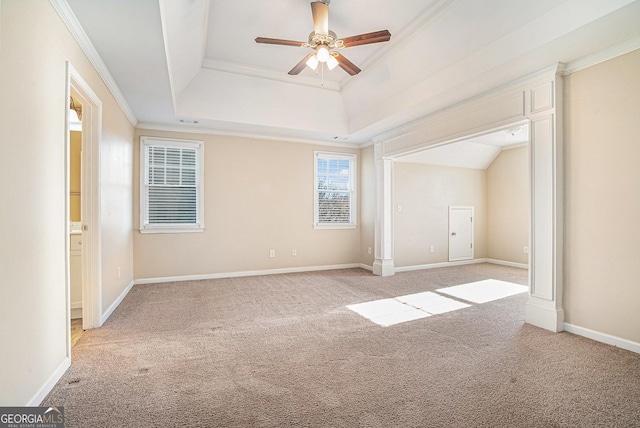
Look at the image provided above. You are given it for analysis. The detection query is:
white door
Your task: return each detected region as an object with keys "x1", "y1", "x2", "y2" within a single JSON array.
[{"x1": 449, "y1": 206, "x2": 474, "y2": 261}]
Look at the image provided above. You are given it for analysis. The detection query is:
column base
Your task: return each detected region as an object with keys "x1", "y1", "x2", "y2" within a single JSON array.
[
  {"x1": 525, "y1": 298, "x2": 565, "y2": 332},
  {"x1": 373, "y1": 259, "x2": 395, "y2": 277}
]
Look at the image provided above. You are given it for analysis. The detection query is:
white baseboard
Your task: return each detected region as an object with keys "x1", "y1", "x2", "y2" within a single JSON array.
[
  {"x1": 563, "y1": 323, "x2": 640, "y2": 355},
  {"x1": 134, "y1": 263, "x2": 367, "y2": 285},
  {"x1": 485, "y1": 258, "x2": 528, "y2": 270},
  {"x1": 100, "y1": 280, "x2": 134, "y2": 324},
  {"x1": 27, "y1": 357, "x2": 70, "y2": 406},
  {"x1": 359, "y1": 263, "x2": 373, "y2": 272},
  {"x1": 70, "y1": 301, "x2": 82, "y2": 319},
  {"x1": 395, "y1": 258, "x2": 528, "y2": 273},
  {"x1": 394, "y1": 258, "x2": 487, "y2": 273}
]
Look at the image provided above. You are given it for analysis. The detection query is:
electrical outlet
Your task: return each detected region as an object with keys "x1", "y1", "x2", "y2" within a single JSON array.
[
  {"x1": 523, "y1": 246, "x2": 529, "y2": 254},
  {"x1": 292, "y1": 249, "x2": 297, "y2": 256},
  {"x1": 367, "y1": 247, "x2": 372, "y2": 255},
  {"x1": 117, "y1": 266, "x2": 121, "y2": 279},
  {"x1": 397, "y1": 204, "x2": 402, "y2": 212},
  {"x1": 269, "y1": 249, "x2": 276, "y2": 258},
  {"x1": 430, "y1": 245, "x2": 435, "y2": 253}
]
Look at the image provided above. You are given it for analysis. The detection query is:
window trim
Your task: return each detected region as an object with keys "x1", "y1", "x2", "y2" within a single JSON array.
[
  {"x1": 139, "y1": 136, "x2": 205, "y2": 234},
  {"x1": 314, "y1": 151, "x2": 357, "y2": 230}
]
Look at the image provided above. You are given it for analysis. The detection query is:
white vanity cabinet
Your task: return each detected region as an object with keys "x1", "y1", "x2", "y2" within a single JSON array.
[{"x1": 70, "y1": 233, "x2": 83, "y2": 319}]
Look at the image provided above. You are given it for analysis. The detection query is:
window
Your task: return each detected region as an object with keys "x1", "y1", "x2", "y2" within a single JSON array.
[
  {"x1": 314, "y1": 151, "x2": 357, "y2": 228},
  {"x1": 140, "y1": 137, "x2": 204, "y2": 233}
]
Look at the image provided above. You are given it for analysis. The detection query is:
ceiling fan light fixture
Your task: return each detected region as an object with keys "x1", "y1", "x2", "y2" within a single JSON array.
[
  {"x1": 306, "y1": 54, "x2": 319, "y2": 70},
  {"x1": 316, "y1": 46, "x2": 330, "y2": 62},
  {"x1": 256, "y1": 1, "x2": 391, "y2": 76},
  {"x1": 326, "y1": 55, "x2": 338, "y2": 70}
]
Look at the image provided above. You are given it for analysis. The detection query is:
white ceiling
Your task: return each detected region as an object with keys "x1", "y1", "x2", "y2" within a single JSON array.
[
  {"x1": 64, "y1": 0, "x2": 640, "y2": 147},
  {"x1": 396, "y1": 124, "x2": 529, "y2": 169}
]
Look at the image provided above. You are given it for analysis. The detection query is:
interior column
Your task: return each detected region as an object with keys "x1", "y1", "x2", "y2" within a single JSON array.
[{"x1": 373, "y1": 143, "x2": 394, "y2": 276}]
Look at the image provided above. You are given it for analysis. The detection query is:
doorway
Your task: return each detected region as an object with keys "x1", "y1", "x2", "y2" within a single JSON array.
[
  {"x1": 449, "y1": 206, "x2": 474, "y2": 261},
  {"x1": 68, "y1": 95, "x2": 84, "y2": 345},
  {"x1": 65, "y1": 63, "x2": 103, "y2": 358}
]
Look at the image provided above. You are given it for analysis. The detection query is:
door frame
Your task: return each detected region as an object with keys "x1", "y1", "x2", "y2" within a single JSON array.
[
  {"x1": 449, "y1": 206, "x2": 474, "y2": 262},
  {"x1": 65, "y1": 62, "x2": 103, "y2": 358}
]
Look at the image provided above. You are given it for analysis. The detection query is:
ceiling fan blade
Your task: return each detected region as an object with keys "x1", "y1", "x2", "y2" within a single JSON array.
[
  {"x1": 255, "y1": 37, "x2": 306, "y2": 47},
  {"x1": 340, "y1": 30, "x2": 391, "y2": 47},
  {"x1": 334, "y1": 52, "x2": 361, "y2": 75},
  {"x1": 288, "y1": 53, "x2": 315, "y2": 75},
  {"x1": 311, "y1": 1, "x2": 329, "y2": 36}
]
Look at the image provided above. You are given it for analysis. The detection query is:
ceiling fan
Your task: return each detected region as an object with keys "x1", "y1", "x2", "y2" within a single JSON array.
[{"x1": 255, "y1": 0, "x2": 391, "y2": 76}]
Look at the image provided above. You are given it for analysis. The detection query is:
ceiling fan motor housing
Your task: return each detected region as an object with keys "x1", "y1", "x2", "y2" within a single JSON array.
[{"x1": 308, "y1": 30, "x2": 343, "y2": 49}]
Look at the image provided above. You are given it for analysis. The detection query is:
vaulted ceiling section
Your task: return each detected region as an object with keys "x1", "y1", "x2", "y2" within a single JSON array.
[{"x1": 65, "y1": 0, "x2": 640, "y2": 145}]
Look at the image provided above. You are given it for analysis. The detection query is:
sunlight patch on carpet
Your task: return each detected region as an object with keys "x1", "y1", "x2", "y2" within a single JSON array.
[
  {"x1": 436, "y1": 279, "x2": 528, "y2": 303},
  {"x1": 347, "y1": 293, "x2": 469, "y2": 327},
  {"x1": 347, "y1": 279, "x2": 527, "y2": 327},
  {"x1": 347, "y1": 299, "x2": 430, "y2": 327},
  {"x1": 396, "y1": 291, "x2": 471, "y2": 314}
]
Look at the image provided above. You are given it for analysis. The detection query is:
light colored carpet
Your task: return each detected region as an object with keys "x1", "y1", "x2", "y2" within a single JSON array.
[{"x1": 43, "y1": 263, "x2": 640, "y2": 427}]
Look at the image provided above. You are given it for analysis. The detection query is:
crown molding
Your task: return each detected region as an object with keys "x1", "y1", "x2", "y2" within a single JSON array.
[
  {"x1": 201, "y1": 58, "x2": 342, "y2": 92},
  {"x1": 49, "y1": 0, "x2": 138, "y2": 126},
  {"x1": 561, "y1": 36, "x2": 640, "y2": 76},
  {"x1": 340, "y1": 0, "x2": 457, "y2": 91},
  {"x1": 135, "y1": 122, "x2": 361, "y2": 149}
]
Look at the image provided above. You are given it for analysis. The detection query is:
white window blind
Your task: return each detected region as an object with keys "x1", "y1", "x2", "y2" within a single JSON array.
[
  {"x1": 315, "y1": 152, "x2": 356, "y2": 227},
  {"x1": 140, "y1": 137, "x2": 204, "y2": 233}
]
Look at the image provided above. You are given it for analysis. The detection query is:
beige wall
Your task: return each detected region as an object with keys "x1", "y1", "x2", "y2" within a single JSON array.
[
  {"x1": 133, "y1": 130, "x2": 361, "y2": 280},
  {"x1": 0, "y1": 0, "x2": 134, "y2": 405},
  {"x1": 70, "y1": 131, "x2": 82, "y2": 221},
  {"x1": 359, "y1": 145, "x2": 375, "y2": 266},
  {"x1": 486, "y1": 146, "x2": 529, "y2": 264},
  {"x1": 563, "y1": 49, "x2": 640, "y2": 343},
  {"x1": 393, "y1": 162, "x2": 487, "y2": 267}
]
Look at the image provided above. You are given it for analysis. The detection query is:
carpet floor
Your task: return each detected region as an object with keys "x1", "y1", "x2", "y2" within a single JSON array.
[{"x1": 44, "y1": 264, "x2": 640, "y2": 427}]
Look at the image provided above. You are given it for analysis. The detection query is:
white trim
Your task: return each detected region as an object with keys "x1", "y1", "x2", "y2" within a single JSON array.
[
  {"x1": 202, "y1": 58, "x2": 342, "y2": 92},
  {"x1": 68, "y1": 63, "x2": 103, "y2": 330},
  {"x1": 560, "y1": 36, "x2": 640, "y2": 76},
  {"x1": 139, "y1": 136, "x2": 205, "y2": 233},
  {"x1": 139, "y1": 227, "x2": 205, "y2": 234},
  {"x1": 485, "y1": 258, "x2": 529, "y2": 270},
  {"x1": 313, "y1": 224, "x2": 357, "y2": 230},
  {"x1": 393, "y1": 259, "x2": 528, "y2": 273},
  {"x1": 564, "y1": 323, "x2": 640, "y2": 355},
  {"x1": 71, "y1": 301, "x2": 82, "y2": 320},
  {"x1": 314, "y1": 151, "x2": 358, "y2": 228},
  {"x1": 49, "y1": 0, "x2": 137, "y2": 126},
  {"x1": 134, "y1": 264, "x2": 364, "y2": 285},
  {"x1": 525, "y1": 300, "x2": 565, "y2": 333},
  {"x1": 136, "y1": 122, "x2": 360, "y2": 149},
  {"x1": 394, "y1": 258, "x2": 487, "y2": 273},
  {"x1": 370, "y1": 65, "x2": 559, "y2": 148},
  {"x1": 101, "y1": 280, "x2": 134, "y2": 325},
  {"x1": 448, "y1": 206, "x2": 475, "y2": 262},
  {"x1": 27, "y1": 358, "x2": 70, "y2": 406},
  {"x1": 359, "y1": 263, "x2": 373, "y2": 272},
  {"x1": 63, "y1": 67, "x2": 73, "y2": 366}
]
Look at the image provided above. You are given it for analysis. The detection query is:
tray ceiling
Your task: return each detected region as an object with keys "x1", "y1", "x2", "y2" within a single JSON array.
[{"x1": 64, "y1": 0, "x2": 640, "y2": 145}]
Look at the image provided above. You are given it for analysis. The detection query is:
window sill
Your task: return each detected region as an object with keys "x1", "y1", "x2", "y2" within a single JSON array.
[
  {"x1": 139, "y1": 226, "x2": 204, "y2": 234},
  {"x1": 314, "y1": 223, "x2": 357, "y2": 230}
]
